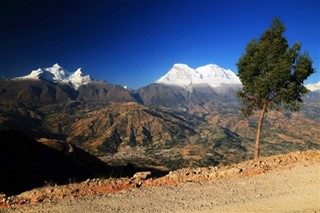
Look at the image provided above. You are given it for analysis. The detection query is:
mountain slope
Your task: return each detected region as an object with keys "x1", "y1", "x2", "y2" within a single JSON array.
[
  {"x1": 0, "y1": 130, "x2": 112, "y2": 196},
  {"x1": 0, "y1": 101, "x2": 248, "y2": 170},
  {"x1": 0, "y1": 79, "x2": 78, "y2": 105},
  {"x1": 0, "y1": 79, "x2": 135, "y2": 106},
  {"x1": 66, "y1": 102, "x2": 198, "y2": 154},
  {"x1": 1, "y1": 96, "x2": 319, "y2": 173}
]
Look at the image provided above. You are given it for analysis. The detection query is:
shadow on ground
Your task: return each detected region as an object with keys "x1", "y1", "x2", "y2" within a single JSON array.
[{"x1": 0, "y1": 130, "x2": 167, "y2": 196}]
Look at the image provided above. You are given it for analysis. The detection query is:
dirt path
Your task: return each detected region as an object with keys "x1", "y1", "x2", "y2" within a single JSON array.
[{"x1": 4, "y1": 161, "x2": 320, "y2": 213}]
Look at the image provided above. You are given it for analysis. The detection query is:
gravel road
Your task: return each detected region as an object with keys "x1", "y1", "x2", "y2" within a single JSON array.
[{"x1": 4, "y1": 162, "x2": 320, "y2": 213}]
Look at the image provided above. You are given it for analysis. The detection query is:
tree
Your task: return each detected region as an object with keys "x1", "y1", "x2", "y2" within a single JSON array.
[{"x1": 236, "y1": 17, "x2": 315, "y2": 160}]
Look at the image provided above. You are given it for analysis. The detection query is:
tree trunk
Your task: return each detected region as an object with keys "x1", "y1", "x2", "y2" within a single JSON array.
[{"x1": 254, "y1": 102, "x2": 267, "y2": 160}]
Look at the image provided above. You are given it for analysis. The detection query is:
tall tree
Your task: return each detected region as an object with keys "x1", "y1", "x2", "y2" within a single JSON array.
[{"x1": 237, "y1": 17, "x2": 315, "y2": 160}]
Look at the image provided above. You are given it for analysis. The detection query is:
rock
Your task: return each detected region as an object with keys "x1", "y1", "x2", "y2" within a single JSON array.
[
  {"x1": 132, "y1": 171, "x2": 152, "y2": 180},
  {"x1": 45, "y1": 188, "x2": 54, "y2": 194},
  {"x1": 136, "y1": 181, "x2": 142, "y2": 188}
]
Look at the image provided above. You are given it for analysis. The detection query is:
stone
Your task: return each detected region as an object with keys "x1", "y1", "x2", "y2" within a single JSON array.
[{"x1": 132, "y1": 171, "x2": 152, "y2": 180}]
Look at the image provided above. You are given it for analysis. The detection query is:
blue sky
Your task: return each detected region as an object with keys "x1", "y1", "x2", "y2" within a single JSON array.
[{"x1": 1, "y1": 0, "x2": 319, "y2": 89}]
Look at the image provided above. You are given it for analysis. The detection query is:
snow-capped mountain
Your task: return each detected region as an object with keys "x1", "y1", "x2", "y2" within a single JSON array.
[
  {"x1": 14, "y1": 63, "x2": 91, "y2": 89},
  {"x1": 134, "y1": 63, "x2": 242, "y2": 112},
  {"x1": 155, "y1": 64, "x2": 241, "y2": 88},
  {"x1": 306, "y1": 81, "x2": 320, "y2": 92}
]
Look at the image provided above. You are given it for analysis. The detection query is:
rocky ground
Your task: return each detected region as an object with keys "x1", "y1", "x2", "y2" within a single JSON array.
[{"x1": 1, "y1": 150, "x2": 320, "y2": 213}]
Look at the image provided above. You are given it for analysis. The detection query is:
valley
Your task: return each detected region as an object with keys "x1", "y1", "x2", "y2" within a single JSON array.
[{"x1": 1, "y1": 86, "x2": 319, "y2": 173}]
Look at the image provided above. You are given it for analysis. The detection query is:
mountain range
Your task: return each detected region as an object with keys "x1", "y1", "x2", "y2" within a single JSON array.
[
  {"x1": 0, "y1": 63, "x2": 319, "y2": 176},
  {"x1": 155, "y1": 64, "x2": 241, "y2": 88},
  {"x1": 12, "y1": 63, "x2": 319, "y2": 91},
  {"x1": 1, "y1": 64, "x2": 135, "y2": 106},
  {"x1": 4, "y1": 63, "x2": 319, "y2": 109},
  {"x1": 14, "y1": 63, "x2": 91, "y2": 90}
]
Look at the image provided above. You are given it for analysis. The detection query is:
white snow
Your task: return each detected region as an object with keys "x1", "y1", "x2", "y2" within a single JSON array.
[
  {"x1": 14, "y1": 64, "x2": 91, "y2": 89},
  {"x1": 69, "y1": 68, "x2": 91, "y2": 89},
  {"x1": 155, "y1": 63, "x2": 241, "y2": 88},
  {"x1": 155, "y1": 64, "x2": 200, "y2": 87},
  {"x1": 306, "y1": 81, "x2": 320, "y2": 92}
]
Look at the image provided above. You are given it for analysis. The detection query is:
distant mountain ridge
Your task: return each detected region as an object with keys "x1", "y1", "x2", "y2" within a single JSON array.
[
  {"x1": 1, "y1": 63, "x2": 137, "y2": 105},
  {"x1": 0, "y1": 79, "x2": 135, "y2": 106},
  {"x1": 2, "y1": 63, "x2": 319, "y2": 110},
  {"x1": 306, "y1": 81, "x2": 320, "y2": 92},
  {"x1": 155, "y1": 64, "x2": 241, "y2": 89},
  {"x1": 133, "y1": 64, "x2": 242, "y2": 112},
  {"x1": 14, "y1": 63, "x2": 91, "y2": 90},
  {"x1": 9, "y1": 63, "x2": 319, "y2": 92}
]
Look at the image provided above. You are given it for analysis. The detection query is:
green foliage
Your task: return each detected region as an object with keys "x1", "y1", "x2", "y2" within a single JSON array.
[{"x1": 237, "y1": 17, "x2": 315, "y2": 116}]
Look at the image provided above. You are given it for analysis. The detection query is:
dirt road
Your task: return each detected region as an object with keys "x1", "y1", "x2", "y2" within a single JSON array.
[{"x1": 4, "y1": 161, "x2": 320, "y2": 213}]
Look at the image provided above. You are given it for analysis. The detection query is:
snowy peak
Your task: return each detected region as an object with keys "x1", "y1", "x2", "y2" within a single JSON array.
[
  {"x1": 69, "y1": 68, "x2": 91, "y2": 89},
  {"x1": 14, "y1": 64, "x2": 91, "y2": 89},
  {"x1": 155, "y1": 64, "x2": 200, "y2": 86},
  {"x1": 194, "y1": 64, "x2": 241, "y2": 86},
  {"x1": 155, "y1": 64, "x2": 241, "y2": 88},
  {"x1": 306, "y1": 81, "x2": 320, "y2": 92}
]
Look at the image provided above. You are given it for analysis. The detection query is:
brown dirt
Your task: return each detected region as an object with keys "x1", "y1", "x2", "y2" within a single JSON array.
[{"x1": 1, "y1": 150, "x2": 320, "y2": 212}]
